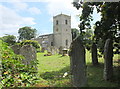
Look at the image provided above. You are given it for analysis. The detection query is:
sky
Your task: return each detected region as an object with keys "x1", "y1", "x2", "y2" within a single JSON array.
[{"x1": 0, "y1": 0, "x2": 101, "y2": 37}]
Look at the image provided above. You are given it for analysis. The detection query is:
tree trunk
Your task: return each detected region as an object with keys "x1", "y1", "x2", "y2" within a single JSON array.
[{"x1": 91, "y1": 43, "x2": 98, "y2": 65}]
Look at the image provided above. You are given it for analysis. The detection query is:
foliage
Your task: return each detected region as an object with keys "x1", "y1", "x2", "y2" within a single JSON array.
[
  {"x1": 71, "y1": 28, "x2": 79, "y2": 40},
  {"x1": 18, "y1": 26, "x2": 37, "y2": 41},
  {"x1": 0, "y1": 40, "x2": 38, "y2": 87},
  {"x1": 1, "y1": 34, "x2": 16, "y2": 46},
  {"x1": 19, "y1": 40, "x2": 40, "y2": 49},
  {"x1": 78, "y1": 2, "x2": 120, "y2": 54},
  {"x1": 79, "y1": 29, "x2": 94, "y2": 50}
]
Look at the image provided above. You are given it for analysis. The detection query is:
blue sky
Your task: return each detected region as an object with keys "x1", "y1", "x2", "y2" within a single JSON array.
[{"x1": 0, "y1": 0, "x2": 101, "y2": 37}]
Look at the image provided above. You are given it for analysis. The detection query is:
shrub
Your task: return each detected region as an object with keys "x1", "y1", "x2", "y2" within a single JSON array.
[
  {"x1": 20, "y1": 40, "x2": 40, "y2": 49},
  {"x1": 0, "y1": 40, "x2": 39, "y2": 87}
]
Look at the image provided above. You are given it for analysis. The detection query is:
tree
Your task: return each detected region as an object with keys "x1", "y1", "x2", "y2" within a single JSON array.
[
  {"x1": 71, "y1": 28, "x2": 79, "y2": 40},
  {"x1": 74, "y1": 2, "x2": 119, "y2": 55},
  {"x1": 18, "y1": 26, "x2": 37, "y2": 41},
  {"x1": 2, "y1": 34, "x2": 16, "y2": 46}
]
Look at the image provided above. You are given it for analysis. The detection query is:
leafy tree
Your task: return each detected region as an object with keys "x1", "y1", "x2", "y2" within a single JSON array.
[
  {"x1": 2, "y1": 34, "x2": 16, "y2": 46},
  {"x1": 79, "y1": 29, "x2": 94, "y2": 50},
  {"x1": 18, "y1": 26, "x2": 37, "y2": 41},
  {"x1": 71, "y1": 28, "x2": 79, "y2": 40},
  {"x1": 77, "y1": 2, "x2": 119, "y2": 54}
]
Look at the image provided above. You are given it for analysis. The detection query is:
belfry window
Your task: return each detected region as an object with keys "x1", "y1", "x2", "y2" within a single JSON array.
[
  {"x1": 65, "y1": 20, "x2": 67, "y2": 25},
  {"x1": 66, "y1": 40, "x2": 68, "y2": 46},
  {"x1": 56, "y1": 20, "x2": 58, "y2": 25},
  {"x1": 51, "y1": 42, "x2": 54, "y2": 46}
]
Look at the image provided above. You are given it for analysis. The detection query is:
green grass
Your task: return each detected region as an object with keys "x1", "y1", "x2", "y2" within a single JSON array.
[{"x1": 35, "y1": 51, "x2": 119, "y2": 87}]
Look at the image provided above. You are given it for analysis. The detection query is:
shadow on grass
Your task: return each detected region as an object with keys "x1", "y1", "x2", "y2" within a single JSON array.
[
  {"x1": 87, "y1": 63, "x2": 119, "y2": 87},
  {"x1": 40, "y1": 66, "x2": 72, "y2": 87},
  {"x1": 38, "y1": 62, "x2": 119, "y2": 87}
]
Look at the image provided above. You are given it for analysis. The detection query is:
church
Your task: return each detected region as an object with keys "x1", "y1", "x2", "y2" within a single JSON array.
[{"x1": 34, "y1": 13, "x2": 72, "y2": 49}]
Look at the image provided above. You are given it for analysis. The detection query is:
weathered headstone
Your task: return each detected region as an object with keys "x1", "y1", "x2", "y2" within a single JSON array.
[
  {"x1": 41, "y1": 47, "x2": 45, "y2": 52},
  {"x1": 103, "y1": 39, "x2": 113, "y2": 81},
  {"x1": 69, "y1": 37, "x2": 87, "y2": 87},
  {"x1": 91, "y1": 43, "x2": 98, "y2": 65},
  {"x1": 20, "y1": 45, "x2": 37, "y2": 66},
  {"x1": 11, "y1": 45, "x2": 21, "y2": 54},
  {"x1": 47, "y1": 46, "x2": 56, "y2": 55},
  {"x1": 59, "y1": 46, "x2": 64, "y2": 54}
]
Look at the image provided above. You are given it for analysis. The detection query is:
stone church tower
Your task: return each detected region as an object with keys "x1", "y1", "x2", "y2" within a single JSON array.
[
  {"x1": 53, "y1": 14, "x2": 72, "y2": 48},
  {"x1": 33, "y1": 14, "x2": 72, "y2": 49}
]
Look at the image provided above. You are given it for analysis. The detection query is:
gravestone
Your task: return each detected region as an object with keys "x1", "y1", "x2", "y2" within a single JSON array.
[
  {"x1": 91, "y1": 43, "x2": 98, "y2": 65},
  {"x1": 69, "y1": 37, "x2": 87, "y2": 87},
  {"x1": 103, "y1": 39, "x2": 113, "y2": 81},
  {"x1": 50, "y1": 47, "x2": 56, "y2": 55},
  {"x1": 59, "y1": 46, "x2": 63, "y2": 54},
  {"x1": 41, "y1": 47, "x2": 45, "y2": 52},
  {"x1": 11, "y1": 45, "x2": 21, "y2": 54},
  {"x1": 47, "y1": 46, "x2": 57, "y2": 55},
  {"x1": 20, "y1": 45, "x2": 37, "y2": 66}
]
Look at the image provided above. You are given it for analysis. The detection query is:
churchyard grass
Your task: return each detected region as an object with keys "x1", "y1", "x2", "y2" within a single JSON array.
[{"x1": 36, "y1": 50, "x2": 119, "y2": 87}]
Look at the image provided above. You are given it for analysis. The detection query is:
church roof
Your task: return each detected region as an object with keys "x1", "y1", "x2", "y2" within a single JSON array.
[
  {"x1": 38, "y1": 33, "x2": 53, "y2": 37},
  {"x1": 53, "y1": 13, "x2": 71, "y2": 18}
]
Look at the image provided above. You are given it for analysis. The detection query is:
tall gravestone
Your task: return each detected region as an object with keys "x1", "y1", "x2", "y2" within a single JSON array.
[
  {"x1": 91, "y1": 43, "x2": 98, "y2": 65},
  {"x1": 69, "y1": 37, "x2": 87, "y2": 87},
  {"x1": 20, "y1": 45, "x2": 37, "y2": 66},
  {"x1": 103, "y1": 39, "x2": 113, "y2": 81}
]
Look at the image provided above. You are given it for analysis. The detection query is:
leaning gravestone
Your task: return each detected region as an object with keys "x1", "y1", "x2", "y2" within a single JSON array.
[
  {"x1": 103, "y1": 39, "x2": 113, "y2": 81},
  {"x1": 91, "y1": 43, "x2": 98, "y2": 65},
  {"x1": 20, "y1": 45, "x2": 37, "y2": 66},
  {"x1": 69, "y1": 37, "x2": 87, "y2": 87}
]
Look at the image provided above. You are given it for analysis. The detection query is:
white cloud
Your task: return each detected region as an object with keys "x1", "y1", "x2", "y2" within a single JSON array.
[
  {"x1": 9, "y1": 1, "x2": 41, "y2": 15},
  {"x1": 10, "y1": 1, "x2": 28, "y2": 11},
  {"x1": 28, "y1": 7, "x2": 41, "y2": 15},
  {"x1": 46, "y1": 0, "x2": 81, "y2": 29},
  {"x1": 0, "y1": 5, "x2": 36, "y2": 37}
]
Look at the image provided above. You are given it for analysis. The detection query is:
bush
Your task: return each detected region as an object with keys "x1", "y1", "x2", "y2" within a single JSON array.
[
  {"x1": 20, "y1": 40, "x2": 40, "y2": 49},
  {"x1": 1, "y1": 35, "x2": 16, "y2": 46},
  {"x1": 0, "y1": 40, "x2": 39, "y2": 87}
]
